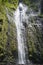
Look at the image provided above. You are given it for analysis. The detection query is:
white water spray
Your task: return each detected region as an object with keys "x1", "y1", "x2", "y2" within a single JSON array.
[
  {"x1": 14, "y1": 3, "x2": 28, "y2": 64},
  {"x1": 6, "y1": 2, "x2": 40, "y2": 64}
]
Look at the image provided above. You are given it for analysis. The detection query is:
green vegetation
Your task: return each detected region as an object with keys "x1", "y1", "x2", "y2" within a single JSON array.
[
  {"x1": 23, "y1": 0, "x2": 40, "y2": 11},
  {"x1": 0, "y1": 0, "x2": 43, "y2": 64},
  {"x1": 38, "y1": 14, "x2": 43, "y2": 18},
  {"x1": 0, "y1": 0, "x2": 18, "y2": 62}
]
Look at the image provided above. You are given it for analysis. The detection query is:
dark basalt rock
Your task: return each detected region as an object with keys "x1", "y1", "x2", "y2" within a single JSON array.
[
  {"x1": 0, "y1": 27, "x2": 2, "y2": 32},
  {"x1": 19, "y1": 0, "x2": 22, "y2": 3},
  {"x1": 19, "y1": 7, "x2": 22, "y2": 11},
  {"x1": 23, "y1": 22, "x2": 27, "y2": 28},
  {"x1": 0, "y1": 19, "x2": 3, "y2": 25}
]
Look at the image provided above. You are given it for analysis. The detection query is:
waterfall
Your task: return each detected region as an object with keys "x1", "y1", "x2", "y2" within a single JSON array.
[
  {"x1": 14, "y1": 3, "x2": 28, "y2": 64},
  {"x1": 6, "y1": 2, "x2": 30, "y2": 64},
  {"x1": 6, "y1": 1, "x2": 40, "y2": 64}
]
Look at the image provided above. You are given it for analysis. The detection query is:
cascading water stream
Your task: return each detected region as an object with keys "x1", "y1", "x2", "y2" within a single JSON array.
[
  {"x1": 6, "y1": 1, "x2": 41, "y2": 64},
  {"x1": 6, "y1": 2, "x2": 29, "y2": 64},
  {"x1": 14, "y1": 3, "x2": 28, "y2": 64}
]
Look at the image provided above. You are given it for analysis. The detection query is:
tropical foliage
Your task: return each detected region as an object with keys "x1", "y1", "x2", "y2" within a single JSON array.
[{"x1": 0, "y1": 0, "x2": 43, "y2": 64}]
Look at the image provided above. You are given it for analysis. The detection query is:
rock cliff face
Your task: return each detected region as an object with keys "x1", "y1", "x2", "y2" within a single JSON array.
[
  {"x1": 0, "y1": 0, "x2": 43, "y2": 64},
  {"x1": 22, "y1": 0, "x2": 43, "y2": 63}
]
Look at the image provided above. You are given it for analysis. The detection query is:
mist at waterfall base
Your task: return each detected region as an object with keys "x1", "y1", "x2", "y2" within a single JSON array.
[{"x1": 6, "y1": 2, "x2": 41, "y2": 65}]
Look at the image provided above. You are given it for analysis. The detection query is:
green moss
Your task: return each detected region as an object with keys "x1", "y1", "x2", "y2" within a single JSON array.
[
  {"x1": 0, "y1": 0, "x2": 18, "y2": 61},
  {"x1": 38, "y1": 14, "x2": 43, "y2": 18}
]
